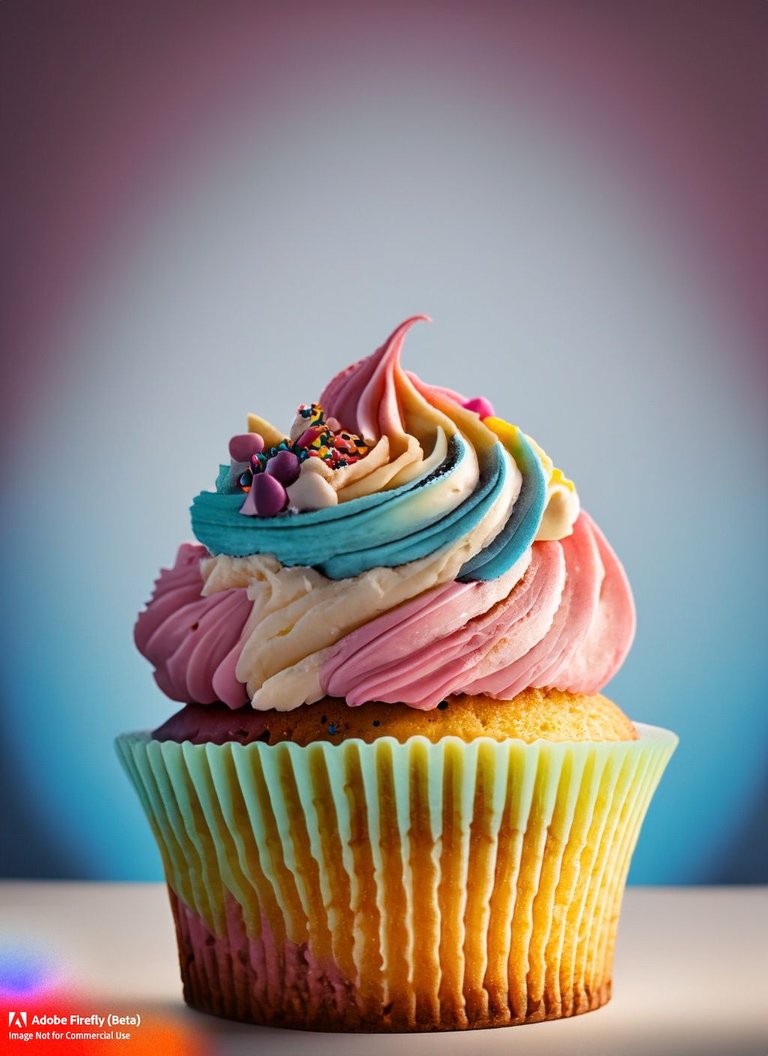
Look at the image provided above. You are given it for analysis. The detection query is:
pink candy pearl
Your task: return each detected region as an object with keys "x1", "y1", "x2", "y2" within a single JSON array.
[
  {"x1": 463, "y1": 396, "x2": 495, "y2": 418},
  {"x1": 229, "y1": 433, "x2": 264, "y2": 461}
]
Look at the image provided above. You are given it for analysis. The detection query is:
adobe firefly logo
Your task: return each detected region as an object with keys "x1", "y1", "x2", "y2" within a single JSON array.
[{"x1": 8, "y1": 1011, "x2": 27, "y2": 1028}]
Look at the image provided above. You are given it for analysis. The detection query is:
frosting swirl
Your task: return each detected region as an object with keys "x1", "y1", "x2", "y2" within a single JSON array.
[
  {"x1": 136, "y1": 318, "x2": 634, "y2": 712},
  {"x1": 190, "y1": 317, "x2": 574, "y2": 578}
]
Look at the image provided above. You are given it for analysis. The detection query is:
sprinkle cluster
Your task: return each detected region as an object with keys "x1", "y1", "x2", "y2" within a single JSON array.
[
  {"x1": 291, "y1": 403, "x2": 370, "y2": 468},
  {"x1": 228, "y1": 403, "x2": 370, "y2": 517}
]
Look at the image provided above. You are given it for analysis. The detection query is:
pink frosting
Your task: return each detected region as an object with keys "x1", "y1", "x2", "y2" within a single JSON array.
[
  {"x1": 318, "y1": 315, "x2": 432, "y2": 440},
  {"x1": 137, "y1": 515, "x2": 634, "y2": 712},
  {"x1": 318, "y1": 314, "x2": 493, "y2": 443},
  {"x1": 319, "y1": 512, "x2": 635, "y2": 709},
  {"x1": 134, "y1": 543, "x2": 250, "y2": 707}
]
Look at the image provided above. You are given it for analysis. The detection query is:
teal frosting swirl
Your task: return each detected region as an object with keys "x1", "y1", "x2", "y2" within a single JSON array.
[
  {"x1": 191, "y1": 432, "x2": 546, "y2": 583},
  {"x1": 189, "y1": 317, "x2": 549, "y2": 582}
]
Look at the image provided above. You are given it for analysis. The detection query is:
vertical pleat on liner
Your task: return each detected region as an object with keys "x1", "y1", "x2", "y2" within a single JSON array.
[{"x1": 116, "y1": 723, "x2": 676, "y2": 1031}]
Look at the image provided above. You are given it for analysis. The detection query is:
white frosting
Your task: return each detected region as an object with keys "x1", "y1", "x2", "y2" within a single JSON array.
[
  {"x1": 536, "y1": 482, "x2": 581, "y2": 541},
  {"x1": 287, "y1": 464, "x2": 339, "y2": 511}
]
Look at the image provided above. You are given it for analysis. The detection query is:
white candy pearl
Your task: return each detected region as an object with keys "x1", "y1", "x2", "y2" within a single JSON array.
[{"x1": 287, "y1": 465, "x2": 339, "y2": 511}]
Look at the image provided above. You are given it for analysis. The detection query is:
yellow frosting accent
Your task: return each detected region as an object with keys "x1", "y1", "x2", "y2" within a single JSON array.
[
  {"x1": 551, "y1": 466, "x2": 575, "y2": 492},
  {"x1": 525, "y1": 434, "x2": 576, "y2": 495},
  {"x1": 484, "y1": 418, "x2": 579, "y2": 542},
  {"x1": 483, "y1": 416, "x2": 522, "y2": 453},
  {"x1": 246, "y1": 413, "x2": 284, "y2": 448}
]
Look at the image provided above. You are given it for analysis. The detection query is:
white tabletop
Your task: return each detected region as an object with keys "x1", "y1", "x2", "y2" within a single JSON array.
[{"x1": 1, "y1": 883, "x2": 765, "y2": 1055}]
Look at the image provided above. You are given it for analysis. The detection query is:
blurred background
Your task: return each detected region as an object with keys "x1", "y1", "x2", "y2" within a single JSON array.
[{"x1": 1, "y1": 0, "x2": 765, "y2": 884}]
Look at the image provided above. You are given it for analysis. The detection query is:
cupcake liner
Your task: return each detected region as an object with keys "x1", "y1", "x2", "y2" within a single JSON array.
[{"x1": 116, "y1": 723, "x2": 676, "y2": 1031}]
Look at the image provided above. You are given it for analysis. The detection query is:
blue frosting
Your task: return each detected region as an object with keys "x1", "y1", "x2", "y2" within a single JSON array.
[
  {"x1": 191, "y1": 431, "x2": 548, "y2": 582},
  {"x1": 456, "y1": 430, "x2": 547, "y2": 581}
]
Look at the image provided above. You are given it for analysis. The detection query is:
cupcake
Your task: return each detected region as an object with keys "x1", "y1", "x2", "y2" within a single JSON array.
[{"x1": 117, "y1": 315, "x2": 676, "y2": 1032}]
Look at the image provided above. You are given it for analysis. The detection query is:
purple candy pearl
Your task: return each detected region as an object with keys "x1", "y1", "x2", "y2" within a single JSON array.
[
  {"x1": 229, "y1": 432, "x2": 264, "y2": 462},
  {"x1": 265, "y1": 449, "x2": 301, "y2": 486},
  {"x1": 252, "y1": 472, "x2": 288, "y2": 517}
]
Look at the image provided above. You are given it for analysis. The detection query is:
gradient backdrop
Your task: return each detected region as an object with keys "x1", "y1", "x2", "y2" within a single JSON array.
[{"x1": 1, "y1": 1, "x2": 766, "y2": 884}]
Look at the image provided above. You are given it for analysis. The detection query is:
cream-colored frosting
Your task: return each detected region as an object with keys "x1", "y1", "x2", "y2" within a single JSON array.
[
  {"x1": 527, "y1": 434, "x2": 580, "y2": 541},
  {"x1": 199, "y1": 444, "x2": 522, "y2": 710}
]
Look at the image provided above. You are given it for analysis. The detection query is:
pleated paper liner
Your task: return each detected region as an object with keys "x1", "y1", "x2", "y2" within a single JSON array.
[{"x1": 116, "y1": 723, "x2": 676, "y2": 1031}]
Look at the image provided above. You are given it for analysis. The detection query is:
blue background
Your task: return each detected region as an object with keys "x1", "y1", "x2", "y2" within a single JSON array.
[{"x1": 2, "y1": 1, "x2": 766, "y2": 884}]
